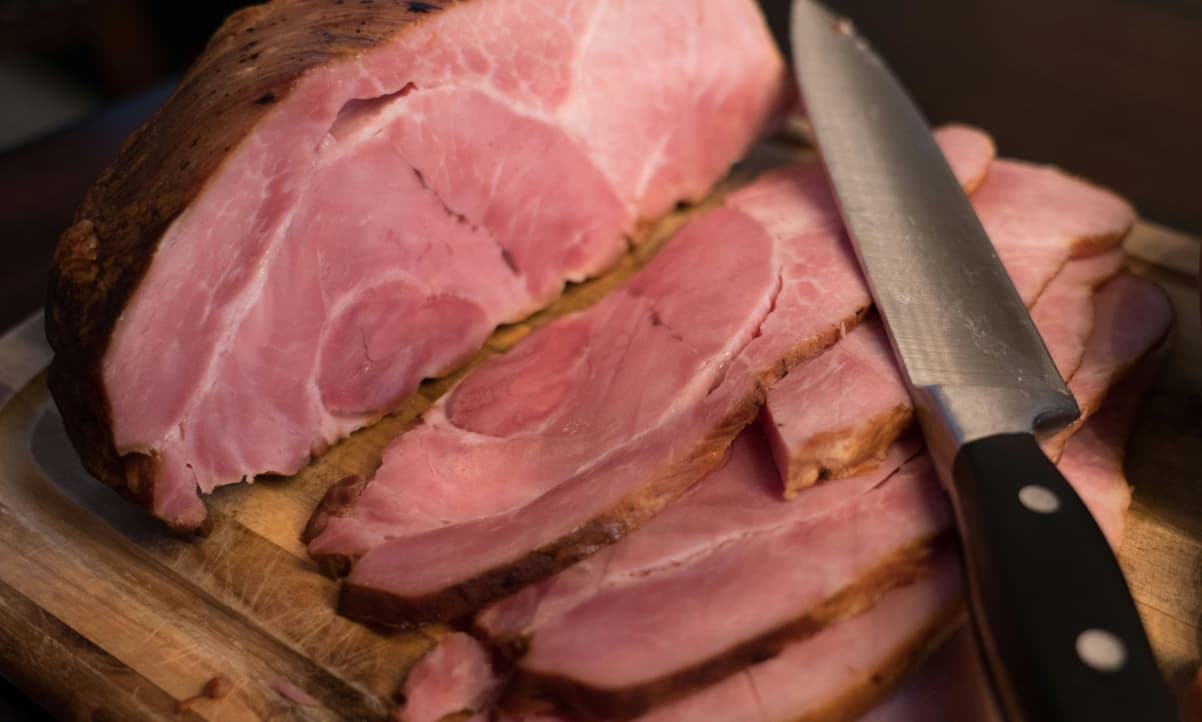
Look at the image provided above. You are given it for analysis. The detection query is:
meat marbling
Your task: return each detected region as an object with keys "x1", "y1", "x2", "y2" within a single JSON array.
[
  {"x1": 46, "y1": 0, "x2": 786, "y2": 530},
  {"x1": 306, "y1": 128, "x2": 993, "y2": 625}
]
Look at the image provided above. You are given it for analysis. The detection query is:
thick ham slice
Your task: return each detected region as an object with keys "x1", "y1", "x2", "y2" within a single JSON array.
[
  {"x1": 45, "y1": 0, "x2": 786, "y2": 530},
  {"x1": 490, "y1": 276, "x2": 1167, "y2": 722},
  {"x1": 762, "y1": 171, "x2": 1132, "y2": 496},
  {"x1": 305, "y1": 128, "x2": 993, "y2": 625}
]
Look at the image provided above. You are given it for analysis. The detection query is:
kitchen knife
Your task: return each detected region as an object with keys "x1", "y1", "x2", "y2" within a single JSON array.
[{"x1": 789, "y1": 2, "x2": 1176, "y2": 720}]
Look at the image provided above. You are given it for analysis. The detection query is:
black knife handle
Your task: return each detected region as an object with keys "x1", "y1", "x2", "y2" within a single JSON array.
[{"x1": 951, "y1": 433, "x2": 1177, "y2": 722}]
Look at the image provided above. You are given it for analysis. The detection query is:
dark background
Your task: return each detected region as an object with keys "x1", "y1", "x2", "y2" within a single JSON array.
[{"x1": 0, "y1": 1, "x2": 1200, "y2": 718}]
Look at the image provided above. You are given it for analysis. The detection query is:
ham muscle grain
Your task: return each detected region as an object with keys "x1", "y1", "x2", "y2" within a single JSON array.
[
  {"x1": 306, "y1": 129, "x2": 994, "y2": 625},
  {"x1": 45, "y1": 0, "x2": 785, "y2": 530}
]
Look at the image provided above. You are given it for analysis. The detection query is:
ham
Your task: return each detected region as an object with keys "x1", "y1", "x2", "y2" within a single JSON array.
[
  {"x1": 396, "y1": 633, "x2": 500, "y2": 722},
  {"x1": 305, "y1": 128, "x2": 994, "y2": 625},
  {"x1": 489, "y1": 273, "x2": 1137, "y2": 720},
  {"x1": 489, "y1": 276, "x2": 1166, "y2": 722},
  {"x1": 45, "y1": 0, "x2": 786, "y2": 530},
  {"x1": 1042, "y1": 273, "x2": 1174, "y2": 460},
  {"x1": 762, "y1": 169, "x2": 1133, "y2": 497}
]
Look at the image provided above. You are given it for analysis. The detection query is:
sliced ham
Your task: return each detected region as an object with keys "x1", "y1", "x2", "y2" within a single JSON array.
[
  {"x1": 1042, "y1": 272, "x2": 1174, "y2": 460},
  {"x1": 477, "y1": 269, "x2": 1148, "y2": 718},
  {"x1": 491, "y1": 277, "x2": 1165, "y2": 722},
  {"x1": 505, "y1": 450, "x2": 948, "y2": 720},
  {"x1": 305, "y1": 128, "x2": 995, "y2": 625},
  {"x1": 762, "y1": 170, "x2": 1133, "y2": 497},
  {"x1": 495, "y1": 553, "x2": 966, "y2": 722},
  {"x1": 396, "y1": 633, "x2": 500, "y2": 722},
  {"x1": 475, "y1": 434, "x2": 922, "y2": 646},
  {"x1": 45, "y1": 0, "x2": 786, "y2": 530}
]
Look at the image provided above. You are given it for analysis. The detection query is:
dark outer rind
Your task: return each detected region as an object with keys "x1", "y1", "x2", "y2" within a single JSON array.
[
  {"x1": 44, "y1": 0, "x2": 469, "y2": 529},
  {"x1": 330, "y1": 306, "x2": 871, "y2": 627},
  {"x1": 503, "y1": 536, "x2": 946, "y2": 721}
]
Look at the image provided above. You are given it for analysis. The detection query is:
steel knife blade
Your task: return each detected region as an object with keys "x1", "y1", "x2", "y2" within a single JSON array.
[{"x1": 789, "y1": 2, "x2": 1176, "y2": 720}]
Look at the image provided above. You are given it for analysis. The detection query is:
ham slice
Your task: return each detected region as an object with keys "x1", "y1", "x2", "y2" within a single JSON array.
[
  {"x1": 475, "y1": 263, "x2": 1152, "y2": 718},
  {"x1": 396, "y1": 633, "x2": 500, "y2": 722},
  {"x1": 45, "y1": 0, "x2": 786, "y2": 530},
  {"x1": 1042, "y1": 273, "x2": 1174, "y2": 460},
  {"x1": 762, "y1": 170, "x2": 1133, "y2": 496},
  {"x1": 490, "y1": 275, "x2": 1166, "y2": 722},
  {"x1": 305, "y1": 128, "x2": 994, "y2": 625}
]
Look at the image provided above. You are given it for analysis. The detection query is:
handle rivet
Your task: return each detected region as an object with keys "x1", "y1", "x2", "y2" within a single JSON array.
[
  {"x1": 1076, "y1": 629, "x2": 1127, "y2": 672},
  {"x1": 1018, "y1": 485, "x2": 1060, "y2": 514}
]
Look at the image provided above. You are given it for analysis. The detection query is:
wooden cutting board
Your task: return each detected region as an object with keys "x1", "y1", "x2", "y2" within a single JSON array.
[{"x1": 0, "y1": 199, "x2": 1198, "y2": 720}]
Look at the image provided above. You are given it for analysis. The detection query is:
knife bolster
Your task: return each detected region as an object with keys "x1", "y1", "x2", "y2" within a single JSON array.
[{"x1": 912, "y1": 383, "x2": 1079, "y2": 491}]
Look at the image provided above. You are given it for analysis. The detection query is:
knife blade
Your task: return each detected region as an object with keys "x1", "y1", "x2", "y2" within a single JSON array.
[{"x1": 789, "y1": 2, "x2": 1176, "y2": 720}]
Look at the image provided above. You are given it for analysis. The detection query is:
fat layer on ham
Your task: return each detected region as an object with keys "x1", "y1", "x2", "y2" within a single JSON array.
[
  {"x1": 46, "y1": 0, "x2": 786, "y2": 530},
  {"x1": 762, "y1": 166, "x2": 1133, "y2": 497},
  {"x1": 305, "y1": 128, "x2": 995, "y2": 625}
]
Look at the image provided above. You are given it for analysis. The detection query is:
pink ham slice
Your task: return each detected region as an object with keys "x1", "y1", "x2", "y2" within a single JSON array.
[
  {"x1": 1042, "y1": 273, "x2": 1174, "y2": 461},
  {"x1": 493, "y1": 552, "x2": 965, "y2": 722},
  {"x1": 492, "y1": 276, "x2": 1167, "y2": 722},
  {"x1": 475, "y1": 434, "x2": 923, "y2": 645},
  {"x1": 396, "y1": 633, "x2": 500, "y2": 722},
  {"x1": 305, "y1": 128, "x2": 993, "y2": 625},
  {"x1": 762, "y1": 169, "x2": 1133, "y2": 496},
  {"x1": 46, "y1": 0, "x2": 786, "y2": 530}
]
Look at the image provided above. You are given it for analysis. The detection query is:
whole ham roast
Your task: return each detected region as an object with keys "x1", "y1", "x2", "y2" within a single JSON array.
[{"x1": 46, "y1": 0, "x2": 785, "y2": 530}]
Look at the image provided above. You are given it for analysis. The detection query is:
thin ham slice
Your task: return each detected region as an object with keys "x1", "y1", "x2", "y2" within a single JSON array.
[
  {"x1": 396, "y1": 633, "x2": 500, "y2": 722},
  {"x1": 762, "y1": 170, "x2": 1133, "y2": 496},
  {"x1": 1042, "y1": 273, "x2": 1175, "y2": 460},
  {"x1": 306, "y1": 128, "x2": 996, "y2": 625},
  {"x1": 46, "y1": 0, "x2": 787, "y2": 530}
]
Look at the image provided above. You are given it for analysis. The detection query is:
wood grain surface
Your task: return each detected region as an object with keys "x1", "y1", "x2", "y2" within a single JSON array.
[{"x1": 0, "y1": 208, "x2": 1198, "y2": 720}]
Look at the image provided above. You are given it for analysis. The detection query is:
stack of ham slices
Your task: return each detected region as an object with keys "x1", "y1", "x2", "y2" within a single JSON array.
[
  {"x1": 46, "y1": 2, "x2": 1171, "y2": 720},
  {"x1": 360, "y1": 127, "x2": 1169, "y2": 722}
]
